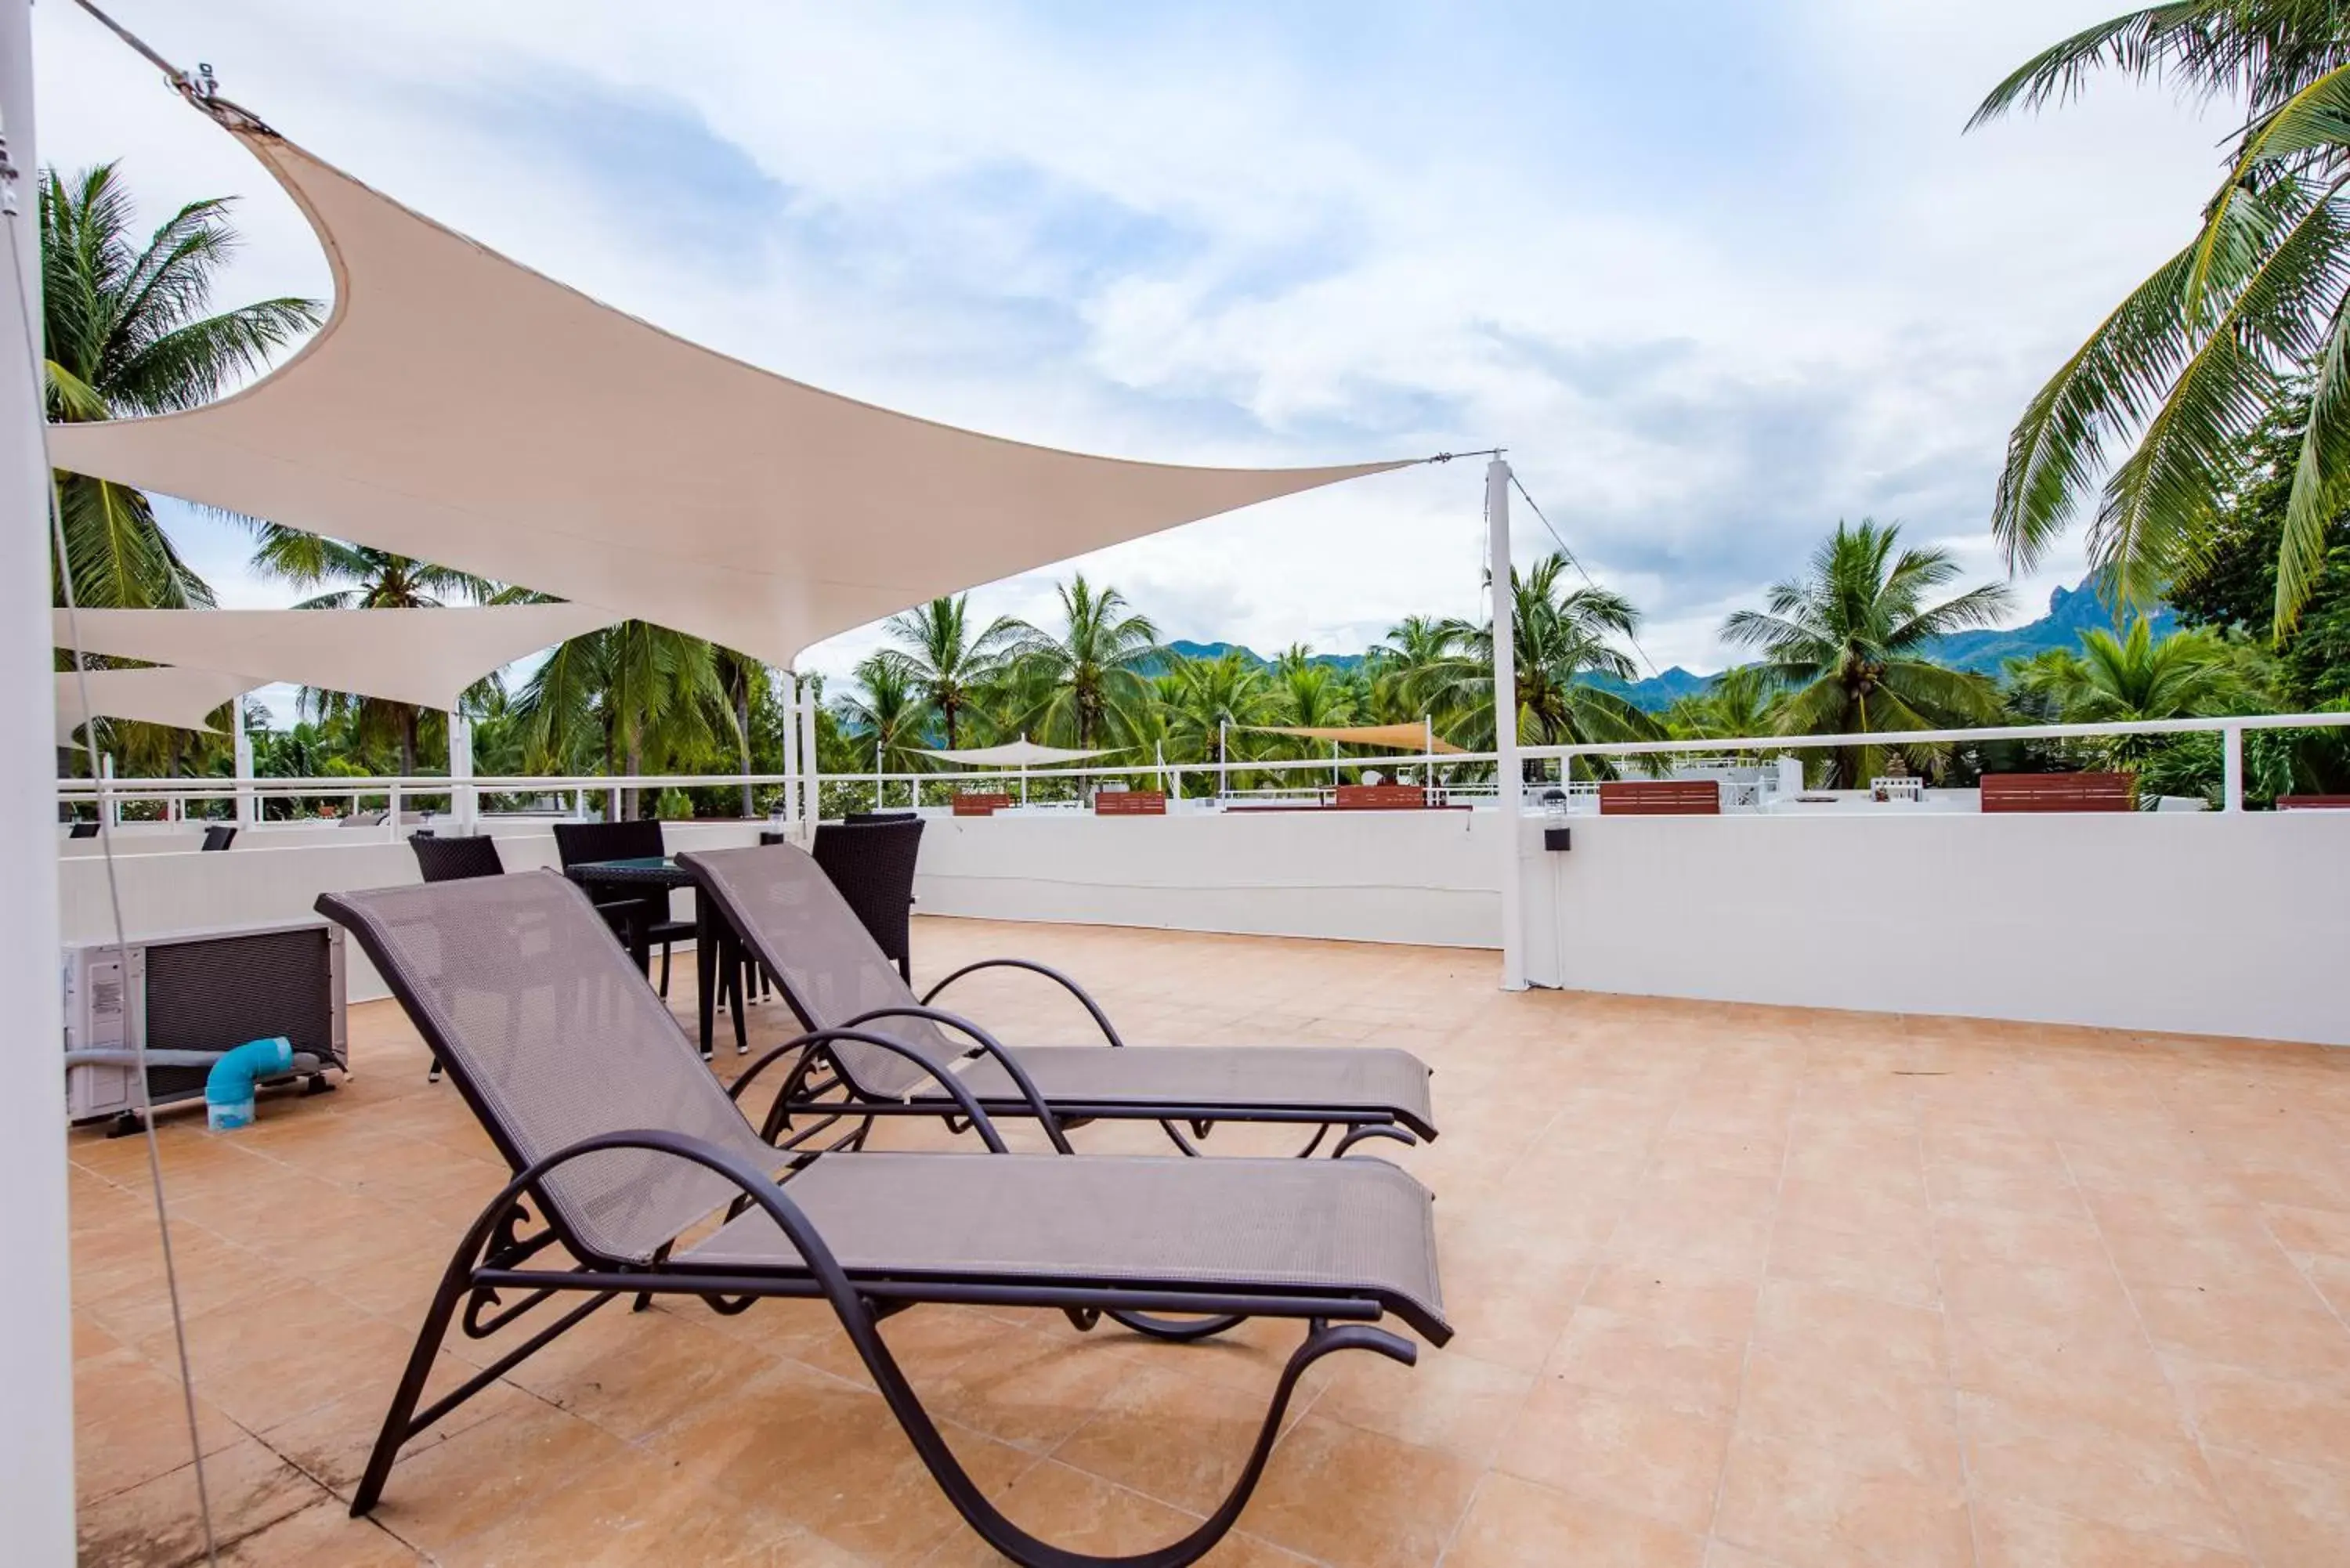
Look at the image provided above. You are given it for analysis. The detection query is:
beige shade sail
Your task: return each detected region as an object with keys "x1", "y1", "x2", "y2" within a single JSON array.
[
  {"x1": 54, "y1": 667, "x2": 258, "y2": 745},
  {"x1": 48, "y1": 117, "x2": 1415, "y2": 669},
  {"x1": 924, "y1": 739, "x2": 1121, "y2": 767},
  {"x1": 1249, "y1": 723, "x2": 1466, "y2": 753},
  {"x1": 52, "y1": 603, "x2": 614, "y2": 714}
]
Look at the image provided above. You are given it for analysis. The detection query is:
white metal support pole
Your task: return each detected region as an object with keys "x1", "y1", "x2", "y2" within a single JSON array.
[
  {"x1": 2222, "y1": 722, "x2": 2244, "y2": 812},
  {"x1": 232, "y1": 699, "x2": 255, "y2": 827},
  {"x1": 1219, "y1": 720, "x2": 1228, "y2": 800},
  {"x1": 1424, "y1": 714, "x2": 1435, "y2": 802},
  {"x1": 797, "y1": 677, "x2": 820, "y2": 833},
  {"x1": 448, "y1": 710, "x2": 475, "y2": 832},
  {"x1": 785, "y1": 677, "x2": 804, "y2": 832},
  {"x1": 1488, "y1": 457, "x2": 1528, "y2": 990},
  {"x1": 0, "y1": 5, "x2": 78, "y2": 1553}
]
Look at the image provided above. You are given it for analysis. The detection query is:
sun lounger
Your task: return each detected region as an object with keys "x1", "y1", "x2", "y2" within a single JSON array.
[
  {"x1": 676, "y1": 843, "x2": 1437, "y2": 1158},
  {"x1": 316, "y1": 870, "x2": 1444, "y2": 1567}
]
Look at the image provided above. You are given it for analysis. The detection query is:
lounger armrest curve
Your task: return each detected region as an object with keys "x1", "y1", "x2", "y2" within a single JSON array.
[
  {"x1": 920, "y1": 959, "x2": 1127, "y2": 1049},
  {"x1": 728, "y1": 1031, "x2": 1013, "y2": 1152},
  {"x1": 488, "y1": 1127, "x2": 844, "y2": 1277},
  {"x1": 837, "y1": 1005, "x2": 1072, "y2": 1154}
]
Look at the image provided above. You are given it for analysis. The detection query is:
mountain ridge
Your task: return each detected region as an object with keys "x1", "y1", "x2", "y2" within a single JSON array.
[{"x1": 1157, "y1": 578, "x2": 2172, "y2": 710}]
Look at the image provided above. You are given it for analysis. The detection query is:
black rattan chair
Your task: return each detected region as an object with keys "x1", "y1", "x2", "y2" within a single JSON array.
[
  {"x1": 410, "y1": 833, "x2": 504, "y2": 883},
  {"x1": 551, "y1": 819, "x2": 696, "y2": 995},
  {"x1": 67, "y1": 821, "x2": 99, "y2": 838},
  {"x1": 811, "y1": 818, "x2": 924, "y2": 984},
  {"x1": 846, "y1": 811, "x2": 919, "y2": 824},
  {"x1": 201, "y1": 825, "x2": 237, "y2": 851}
]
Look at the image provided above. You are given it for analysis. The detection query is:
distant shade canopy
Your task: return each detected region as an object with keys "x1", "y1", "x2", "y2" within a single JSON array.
[
  {"x1": 54, "y1": 667, "x2": 258, "y2": 745},
  {"x1": 52, "y1": 603, "x2": 615, "y2": 714},
  {"x1": 924, "y1": 739, "x2": 1120, "y2": 767},
  {"x1": 1248, "y1": 723, "x2": 1465, "y2": 754},
  {"x1": 47, "y1": 116, "x2": 1415, "y2": 668}
]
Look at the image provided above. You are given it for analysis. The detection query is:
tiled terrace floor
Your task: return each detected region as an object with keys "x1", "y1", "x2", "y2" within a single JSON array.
[{"x1": 70, "y1": 918, "x2": 2350, "y2": 1566}]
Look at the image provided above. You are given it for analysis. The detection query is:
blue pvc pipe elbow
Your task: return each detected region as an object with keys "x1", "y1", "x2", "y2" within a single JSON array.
[{"x1": 206, "y1": 1036, "x2": 293, "y2": 1131}]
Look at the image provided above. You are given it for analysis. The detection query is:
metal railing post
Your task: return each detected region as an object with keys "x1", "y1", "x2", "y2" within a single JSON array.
[{"x1": 2222, "y1": 723, "x2": 2244, "y2": 812}]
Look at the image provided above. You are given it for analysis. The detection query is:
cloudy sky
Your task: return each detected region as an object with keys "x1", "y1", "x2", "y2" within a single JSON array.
[{"x1": 37, "y1": 0, "x2": 2229, "y2": 688}]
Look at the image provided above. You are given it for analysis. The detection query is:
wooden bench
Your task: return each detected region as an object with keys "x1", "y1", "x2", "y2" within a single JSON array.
[
  {"x1": 1979, "y1": 772, "x2": 2136, "y2": 813},
  {"x1": 1094, "y1": 790, "x2": 1166, "y2": 816},
  {"x1": 2278, "y1": 795, "x2": 2350, "y2": 811},
  {"x1": 952, "y1": 793, "x2": 1011, "y2": 817},
  {"x1": 1598, "y1": 779, "x2": 1721, "y2": 816},
  {"x1": 1333, "y1": 784, "x2": 1434, "y2": 811}
]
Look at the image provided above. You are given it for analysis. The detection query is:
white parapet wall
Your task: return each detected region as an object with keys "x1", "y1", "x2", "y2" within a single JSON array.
[
  {"x1": 51, "y1": 807, "x2": 2350, "y2": 1045},
  {"x1": 56, "y1": 822, "x2": 769, "y2": 1002},
  {"x1": 910, "y1": 809, "x2": 1504, "y2": 948},
  {"x1": 1515, "y1": 811, "x2": 2350, "y2": 1047}
]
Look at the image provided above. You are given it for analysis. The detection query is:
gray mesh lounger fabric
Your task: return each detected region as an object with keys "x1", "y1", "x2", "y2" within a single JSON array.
[
  {"x1": 317, "y1": 870, "x2": 1444, "y2": 1330},
  {"x1": 316, "y1": 869, "x2": 1451, "y2": 1558},
  {"x1": 932, "y1": 1046, "x2": 1434, "y2": 1128},
  {"x1": 678, "y1": 844, "x2": 1437, "y2": 1133},
  {"x1": 682, "y1": 1151, "x2": 1444, "y2": 1330}
]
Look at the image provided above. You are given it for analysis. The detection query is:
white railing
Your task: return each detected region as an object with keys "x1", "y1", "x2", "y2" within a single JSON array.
[{"x1": 52, "y1": 710, "x2": 2350, "y2": 826}]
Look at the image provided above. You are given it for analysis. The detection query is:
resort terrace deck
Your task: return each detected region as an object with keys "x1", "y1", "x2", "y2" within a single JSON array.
[{"x1": 70, "y1": 917, "x2": 2350, "y2": 1567}]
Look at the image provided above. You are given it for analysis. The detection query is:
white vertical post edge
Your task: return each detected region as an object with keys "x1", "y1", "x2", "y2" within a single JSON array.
[
  {"x1": 796, "y1": 676, "x2": 820, "y2": 833},
  {"x1": 2222, "y1": 722, "x2": 2243, "y2": 812},
  {"x1": 448, "y1": 710, "x2": 475, "y2": 831},
  {"x1": 779, "y1": 672, "x2": 800, "y2": 830},
  {"x1": 232, "y1": 698, "x2": 255, "y2": 826},
  {"x1": 0, "y1": 4, "x2": 79, "y2": 1555},
  {"x1": 1488, "y1": 457, "x2": 1528, "y2": 991}
]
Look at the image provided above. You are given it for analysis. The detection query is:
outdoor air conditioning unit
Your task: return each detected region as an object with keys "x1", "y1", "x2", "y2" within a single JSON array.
[{"x1": 63, "y1": 920, "x2": 347, "y2": 1136}]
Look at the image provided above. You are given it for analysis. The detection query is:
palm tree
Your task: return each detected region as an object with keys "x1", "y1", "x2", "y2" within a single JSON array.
[
  {"x1": 1158, "y1": 650, "x2": 1274, "y2": 792},
  {"x1": 1723, "y1": 519, "x2": 2012, "y2": 785},
  {"x1": 42, "y1": 163, "x2": 321, "y2": 608},
  {"x1": 1414, "y1": 555, "x2": 1660, "y2": 768},
  {"x1": 883, "y1": 595, "x2": 1018, "y2": 750},
  {"x1": 833, "y1": 653, "x2": 931, "y2": 801},
  {"x1": 1367, "y1": 614, "x2": 1463, "y2": 724},
  {"x1": 1269, "y1": 646, "x2": 1356, "y2": 782},
  {"x1": 1969, "y1": 5, "x2": 2350, "y2": 630},
  {"x1": 1000, "y1": 574, "x2": 1162, "y2": 750},
  {"x1": 514, "y1": 621, "x2": 732, "y2": 817},
  {"x1": 247, "y1": 527, "x2": 498, "y2": 774},
  {"x1": 2008, "y1": 620, "x2": 2254, "y2": 762},
  {"x1": 1665, "y1": 664, "x2": 1778, "y2": 741}
]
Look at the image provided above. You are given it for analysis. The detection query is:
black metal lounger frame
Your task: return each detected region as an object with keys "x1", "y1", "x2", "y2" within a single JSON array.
[{"x1": 322, "y1": 891, "x2": 1447, "y2": 1568}]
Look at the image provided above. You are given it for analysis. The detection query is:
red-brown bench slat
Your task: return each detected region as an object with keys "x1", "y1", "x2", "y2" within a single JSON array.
[
  {"x1": 2277, "y1": 795, "x2": 2350, "y2": 811},
  {"x1": 1333, "y1": 784, "x2": 1434, "y2": 810},
  {"x1": 952, "y1": 793, "x2": 1012, "y2": 817},
  {"x1": 1598, "y1": 780, "x2": 1722, "y2": 816},
  {"x1": 1979, "y1": 773, "x2": 2136, "y2": 813},
  {"x1": 1094, "y1": 790, "x2": 1166, "y2": 816}
]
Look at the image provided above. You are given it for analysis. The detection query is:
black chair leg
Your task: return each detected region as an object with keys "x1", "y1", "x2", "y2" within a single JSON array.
[
  {"x1": 659, "y1": 941, "x2": 672, "y2": 998},
  {"x1": 898, "y1": 955, "x2": 913, "y2": 985}
]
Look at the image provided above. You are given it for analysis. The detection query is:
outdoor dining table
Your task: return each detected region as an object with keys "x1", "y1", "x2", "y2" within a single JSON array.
[{"x1": 562, "y1": 855, "x2": 749, "y2": 1059}]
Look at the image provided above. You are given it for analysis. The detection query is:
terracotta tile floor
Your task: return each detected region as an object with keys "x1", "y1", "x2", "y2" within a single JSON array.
[{"x1": 69, "y1": 917, "x2": 2350, "y2": 1566}]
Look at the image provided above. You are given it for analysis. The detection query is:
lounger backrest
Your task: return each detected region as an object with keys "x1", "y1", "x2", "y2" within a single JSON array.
[
  {"x1": 316, "y1": 871, "x2": 774, "y2": 1263},
  {"x1": 679, "y1": 844, "x2": 960, "y2": 1099}
]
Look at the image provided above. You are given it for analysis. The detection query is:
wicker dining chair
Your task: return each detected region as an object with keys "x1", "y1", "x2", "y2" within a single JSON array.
[
  {"x1": 810, "y1": 818, "x2": 924, "y2": 984},
  {"x1": 409, "y1": 833, "x2": 506, "y2": 883},
  {"x1": 551, "y1": 819, "x2": 696, "y2": 995}
]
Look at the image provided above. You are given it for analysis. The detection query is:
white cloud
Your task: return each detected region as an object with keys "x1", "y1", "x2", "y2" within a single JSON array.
[{"x1": 37, "y1": 0, "x2": 2233, "y2": 685}]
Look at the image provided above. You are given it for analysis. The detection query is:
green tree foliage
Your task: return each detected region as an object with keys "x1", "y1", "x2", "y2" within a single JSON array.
[
  {"x1": 1404, "y1": 555, "x2": 1660, "y2": 766},
  {"x1": 999, "y1": 574, "x2": 1162, "y2": 750},
  {"x1": 42, "y1": 164, "x2": 321, "y2": 608},
  {"x1": 880, "y1": 595, "x2": 1018, "y2": 750},
  {"x1": 1723, "y1": 520, "x2": 2011, "y2": 785},
  {"x1": 1971, "y1": 3, "x2": 2350, "y2": 630},
  {"x1": 247, "y1": 526, "x2": 499, "y2": 774}
]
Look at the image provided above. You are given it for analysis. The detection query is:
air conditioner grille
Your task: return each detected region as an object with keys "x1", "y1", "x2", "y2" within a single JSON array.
[{"x1": 143, "y1": 927, "x2": 344, "y2": 1070}]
